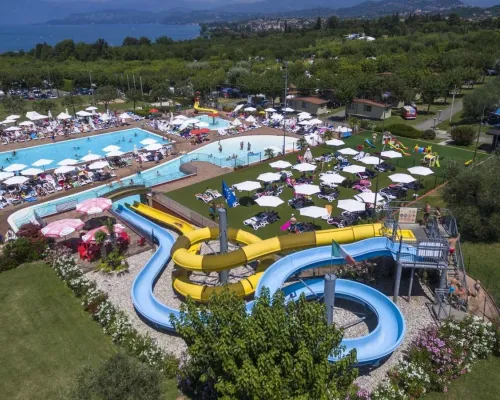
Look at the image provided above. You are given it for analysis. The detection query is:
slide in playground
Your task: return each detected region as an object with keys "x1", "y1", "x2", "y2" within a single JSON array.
[
  {"x1": 194, "y1": 101, "x2": 218, "y2": 114},
  {"x1": 119, "y1": 203, "x2": 407, "y2": 365},
  {"x1": 388, "y1": 143, "x2": 410, "y2": 156}
]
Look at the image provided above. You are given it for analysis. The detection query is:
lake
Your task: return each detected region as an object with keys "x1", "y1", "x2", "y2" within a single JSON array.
[{"x1": 0, "y1": 24, "x2": 200, "y2": 53}]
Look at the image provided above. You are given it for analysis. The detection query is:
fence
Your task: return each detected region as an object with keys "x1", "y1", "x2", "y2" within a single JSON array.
[{"x1": 152, "y1": 193, "x2": 218, "y2": 228}]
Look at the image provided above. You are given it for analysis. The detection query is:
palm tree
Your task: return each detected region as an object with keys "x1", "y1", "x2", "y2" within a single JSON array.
[
  {"x1": 103, "y1": 218, "x2": 116, "y2": 250},
  {"x1": 94, "y1": 230, "x2": 108, "y2": 260},
  {"x1": 264, "y1": 148, "x2": 275, "y2": 159},
  {"x1": 323, "y1": 130, "x2": 334, "y2": 141}
]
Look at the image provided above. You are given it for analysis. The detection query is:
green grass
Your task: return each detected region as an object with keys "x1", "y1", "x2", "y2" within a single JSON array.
[
  {"x1": 0, "y1": 262, "x2": 178, "y2": 399},
  {"x1": 425, "y1": 356, "x2": 500, "y2": 400},
  {"x1": 167, "y1": 132, "x2": 487, "y2": 239}
]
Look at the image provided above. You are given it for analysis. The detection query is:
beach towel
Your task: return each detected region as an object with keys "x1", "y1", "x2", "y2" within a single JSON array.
[{"x1": 280, "y1": 220, "x2": 291, "y2": 231}]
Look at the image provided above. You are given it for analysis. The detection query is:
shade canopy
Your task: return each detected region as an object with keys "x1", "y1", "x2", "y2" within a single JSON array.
[
  {"x1": 140, "y1": 138, "x2": 158, "y2": 145},
  {"x1": 381, "y1": 150, "x2": 403, "y2": 159},
  {"x1": 360, "y1": 156, "x2": 382, "y2": 165},
  {"x1": 6, "y1": 115, "x2": 20, "y2": 120},
  {"x1": 233, "y1": 181, "x2": 261, "y2": 192},
  {"x1": 255, "y1": 196, "x2": 284, "y2": 208},
  {"x1": 269, "y1": 160, "x2": 292, "y2": 169},
  {"x1": 325, "y1": 139, "x2": 345, "y2": 146},
  {"x1": 337, "y1": 199, "x2": 366, "y2": 212},
  {"x1": 5, "y1": 126, "x2": 21, "y2": 131},
  {"x1": 119, "y1": 112, "x2": 132, "y2": 119},
  {"x1": 54, "y1": 165, "x2": 76, "y2": 174},
  {"x1": 4, "y1": 163, "x2": 26, "y2": 172},
  {"x1": 293, "y1": 163, "x2": 317, "y2": 172},
  {"x1": 32, "y1": 159, "x2": 53, "y2": 167},
  {"x1": 80, "y1": 153, "x2": 101, "y2": 162},
  {"x1": 231, "y1": 118, "x2": 242, "y2": 126},
  {"x1": 41, "y1": 218, "x2": 84, "y2": 238},
  {"x1": 320, "y1": 174, "x2": 346, "y2": 184},
  {"x1": 283, "y1": 107, "x2": 295, "y2": 112},
  {"x1": 355, "y1": 192, "x2": 384, "y2": 204},
  {"x1": 21, "y1": 168, "x2": 44, "y2": 176},
  {"x1": 58, "y1": 158, "x2": 79, "y2": 166},
  {"x1": 81, "y1": 224, "x2": 126, "y2": 243},
  {"x1": 257, "y1": 172, "x2": 282, "y2": 182},
  {"x1": 102, "y1": 145, "x2": 120, "y2": 152},
  {"x1": 342, "y1": 165, "x2": 366, "y2": 174},
  {"x1": 246, "y1": 115, "x2": 256, "y2": 123},
  {"x1": 3, "y1": 176, "x2": 29, "y2": 185},
  {"x1": 86, "y1": 106, "x2": 98, "y2": 111},
  {"x1": 76, "y1": 198, "x2": 112, "y2": 215},
  {"x1": 106, "y1": 150, "x2": 125, "y2": 157},
  {"x1": 294, "y1": 184, "x2": 321, "y2": 195},
  {"x1": 308, "y1": 118, "x2": 323, "y2": 125},
  {"x1": 389, "y1": 173, "x2": 416, "y2": 184},
  {"x1": 26, "y1": 111, "x2": 47, "y2": 121},
  {"x1": 264, "y1": 108, "x2": 276, "y2": 112},
  {"x1": 244, "y1": 106, "x2": 257, "y2": 112},
  {"x1": 19, "y1": 121, "x2": 34, "y2": 126},
  {"x1": 145, "y1": 143, "x2": 163, "y2": 151},
  {"x1": 88, "y1": 161, "x2": 109, "y2": 170},
  {"x1": 57, "y1": 112, "x2": 72, "y2": 120},
  {"x1": 76, "y1": 110, "x2": 92, "y2": 117},
  {"x1": 0, "y1": 171, "x2": 14, "y2": 181},
  {"x1": 408, "y1": 166, "x2": 434, "y2": 176},
  {"x1": 338, "y1": 148, "x2": 359, "y2": 156},
  {"x1": 300, "y1": 206, "x2": 329, "y2": 219}
]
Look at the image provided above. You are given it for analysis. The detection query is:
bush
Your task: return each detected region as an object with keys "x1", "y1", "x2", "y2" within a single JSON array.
[
  {"x1": 0, "y1": 236, "x2": 48, "y2": 272},
  {"x1": 451, "y1": 125, "x2": 476, "y2": 146},
  {"x1": 385, "y1": 124, "x2": 422, "y2": 139},
  {"x1": 422, "y1": 129, "x2": 436, "y2": 140},
  {"x1": 66, "y1": 353, "x2": 163, "y2": 400}
]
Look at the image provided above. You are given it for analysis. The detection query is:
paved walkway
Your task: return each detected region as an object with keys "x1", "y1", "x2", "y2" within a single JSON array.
[{"x1": 415, "y1": 100, "x2": 463, "y2": 131}]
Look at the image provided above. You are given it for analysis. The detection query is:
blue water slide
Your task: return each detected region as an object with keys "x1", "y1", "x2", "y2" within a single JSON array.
[{"x1": 118, "y1": 205, "x2": 406, "y2": 365}]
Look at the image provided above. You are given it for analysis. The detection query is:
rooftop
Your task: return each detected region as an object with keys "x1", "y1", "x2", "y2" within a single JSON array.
[
  {"x1": 292, "y1": 97, "x2": 328, "y2": 105},
  {"x1": 352, "y1": 98, "x2": 386, "y2": 107}
]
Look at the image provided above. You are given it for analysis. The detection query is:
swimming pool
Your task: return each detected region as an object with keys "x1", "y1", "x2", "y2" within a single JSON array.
[
  {"x1": 195, "y1": 115, "x2": 231, "y2": 130},
  {"x1": 8, "y1": 132, "x2": 298, "y2": 230},
  {"x1": 0, "y1": 129, "x2": 166, "y2": 169}
]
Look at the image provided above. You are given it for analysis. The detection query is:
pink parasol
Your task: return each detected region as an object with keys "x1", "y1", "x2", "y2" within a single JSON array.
[
  {"x1": 76, "y1": 198, "x2": 112, "y2": 215},
  {"x1": 81, "y1": 224, "x2": 126, "y2": 243},
  {"x1": 41, "y1": 219, "x2": 85, "y2": 238}
]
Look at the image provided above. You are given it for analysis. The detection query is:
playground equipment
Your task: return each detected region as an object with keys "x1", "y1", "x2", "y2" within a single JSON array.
[
  {"x1": 194, "y1": 96, "x2": 218, "y2": 114},
  {"x1": 117, "y1": 204, "x2": 407, "y2": 365},
  {"x1": 364, "y1": 139, "x2": 376, "y2": 148},
  {"x1": 383, "y1": 134, "x2": 410, "y2": 156},
  {"x1": 130, "y1": 202, "x2": 384, "y2": 302},
  {"x1": 422, "y1": 152, "x2": 440, "y2": 168},
  {"x1": 413, "y1": 144, "x2": 432, "y2": 154}
]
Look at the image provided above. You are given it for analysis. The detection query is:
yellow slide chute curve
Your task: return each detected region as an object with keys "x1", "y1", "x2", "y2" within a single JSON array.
[
  {"x1": 130, "y1": 202, "x2": 383, "y2": 303},
  {"x1": 194, "y1": 101, "x2": 218, "y2": 114}
]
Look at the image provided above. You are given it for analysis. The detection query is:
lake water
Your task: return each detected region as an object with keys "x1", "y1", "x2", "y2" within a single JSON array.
[{"x1": 0, "y1": 24, "x2": 200, "y2": 53}]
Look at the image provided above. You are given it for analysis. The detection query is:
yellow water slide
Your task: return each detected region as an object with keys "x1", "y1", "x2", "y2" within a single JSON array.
[
  {"x1": 131, "y1": 203, "x2": 384, "y2": 302},
  {"x1": 194, "y1": 101, "x2": 218, "y2": 114}
]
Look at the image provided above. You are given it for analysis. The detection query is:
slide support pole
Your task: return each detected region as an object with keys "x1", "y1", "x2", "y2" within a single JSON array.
[
  {"x1": 218, "y1": 208, "x2": 229, "y2": 284},
  {"x1": 324, "y1": 274, "x2": 337, "y2": 326},
  {"x1": 408, "y1": 268, "x2": 415, "y2": 301}
]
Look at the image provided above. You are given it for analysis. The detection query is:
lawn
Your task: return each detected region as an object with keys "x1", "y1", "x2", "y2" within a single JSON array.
[
  {"x1": 0, "y1": 262, "x2": 178, "y2": 399},
  {"x1": 166, "y1": 131, "x2": 488, "y2": 239},
  {"x1": 425, "y1": 355, "x2": 500, "y2": 400}
]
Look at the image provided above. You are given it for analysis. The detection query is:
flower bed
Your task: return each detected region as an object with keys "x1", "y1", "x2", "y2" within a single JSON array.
[
  {"x1": 349, "y1": 316, "x2": 498, "y2": 399},
  {"x1": 46, "y1": 247, "x2": 179, "y2": 377}
]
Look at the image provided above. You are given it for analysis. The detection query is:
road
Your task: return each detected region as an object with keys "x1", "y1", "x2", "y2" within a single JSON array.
[{"x1": 415, "y1": 100, "x2": 463, "y2": 131}]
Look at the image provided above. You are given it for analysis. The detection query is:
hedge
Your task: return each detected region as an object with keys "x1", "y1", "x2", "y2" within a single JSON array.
[{"x1": 385, "y1": 124, "x2": 423, "y2": 139}]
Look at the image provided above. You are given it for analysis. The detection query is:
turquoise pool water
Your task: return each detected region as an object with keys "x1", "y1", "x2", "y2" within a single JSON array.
[
  {"x1": 195, "y1": 115, "x2": 231, "y2": 129},
  {"x1": 0, "y1": 128, "x2": 165, "y2": 169},
  {"x1": 9, "y1": 132, "x2": 298, "y2": 230}
]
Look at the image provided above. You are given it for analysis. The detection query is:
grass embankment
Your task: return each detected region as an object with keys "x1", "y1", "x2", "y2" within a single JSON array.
[
  {"x1": 167, "y1": 131, "x2": 486, "y2": 239},
  {"x1": 0, "y1": 262, "x2": 178, "y2": 399}
]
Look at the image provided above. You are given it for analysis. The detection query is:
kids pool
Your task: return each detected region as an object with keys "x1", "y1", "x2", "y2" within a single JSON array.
[{"x1": 195, "y1": 115, "x2": 231, "y2": 129}]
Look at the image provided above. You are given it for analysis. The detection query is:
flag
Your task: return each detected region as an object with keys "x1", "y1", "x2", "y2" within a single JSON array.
[
  {"x1": 222, "y1": 180, "x2": 237, "y2": 208},
  {"x1": 331, "y1": 240, "x2": 356, "y2": 265}
]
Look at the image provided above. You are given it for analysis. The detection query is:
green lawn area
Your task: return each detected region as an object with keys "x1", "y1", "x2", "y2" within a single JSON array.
[
  {"x1": 167, "y1": 132, "x2": 488, "y2": 239},
  {"x1": 425, "y1": 356, "x2": 500, "y2": 400},
  {"x1": 0, "y1": 262, "x2": 178, "y2": 399}
]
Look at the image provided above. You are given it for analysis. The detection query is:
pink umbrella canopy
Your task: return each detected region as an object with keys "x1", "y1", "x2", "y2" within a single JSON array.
[
  {"x1": 81, "y1": 224, "x2": 126, "y2": 243},
  {"x1": 76, "y1": 198, "x2": 113, "y2": 215},
  {"x1": 41, "y1": 219, "x2": 85, "y2": 238}
]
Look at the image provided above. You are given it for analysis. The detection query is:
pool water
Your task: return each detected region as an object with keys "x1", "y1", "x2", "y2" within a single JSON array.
[
  {"x1": 0, "y1": 128, "x2": 165, "y2": 169},
  {"x1": 195, "y1": 115, "x2": 231, "y2": 130}
]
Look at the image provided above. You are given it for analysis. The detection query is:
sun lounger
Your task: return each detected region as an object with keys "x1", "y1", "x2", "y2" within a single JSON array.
[{"x1": 195, "y1": 193, "x2": 213, "y2": 203}]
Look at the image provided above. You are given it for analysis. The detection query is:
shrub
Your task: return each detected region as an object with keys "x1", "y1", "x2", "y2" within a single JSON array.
[
  {"x1": 0, "y1": 236, "x2": 48, "y2": 272},
  {"x1": 422, "y1": 129, "x2": 436, "y2": 140},
  {"x1": 385, "y1": 124, "x2": 422, "y2": 139},
  {"x1": 450, "y1": 125, "x2": 476, "y2": 146}
]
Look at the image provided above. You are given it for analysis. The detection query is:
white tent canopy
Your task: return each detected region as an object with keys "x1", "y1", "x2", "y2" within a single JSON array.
[
  {"x1": 255, "y1": 196, "x2": 284, "y2": 208},
  {"x1": 19, "y1": 121, "x2": 34, "y2": 126},
  {"x1": 269, "y1": 160, "x2": 292, "y2": 169},
  {"x1": 26, "y1": 111, "x2": 45, "y2": 121},
  {"x1": 283, "y1": 107, "x2": 295, "y2": 113},
  {"x1": 0, "y1": 171, "x2": 14, "y2": 181},
  {"x1": 57, "y1": 112, "x2": 72, "y2": 120},
  {"x1": 6, "y1": 115, "x2": 20, "y2": 120},
  {"x1": 264, "y1": 107, "x2": 276, "y2": 112},
  {"x1": 355, "y1": 192, "x2": 384, "y2": 204},
  {"x1": 5, "y1": 126, "x2": 21, "y2": 132},
  {"x1": 360, "y1": 156, "x2": 382, "y2": 165},
  {"x1": 106, "y1": 150, "x2": 125, "y2": 157},
  {"x1": 231, "y1": 118, "x2": 242, "y2": 127},
  {"x1": 81, "y1": 153, "x2": 102, "y2": 162},
  {"x1": 308, "y1": 118, "x2": 323, "y2": 125},
  {"x1": 246, "y1": 115, "x2": 256, "y2": 123},
  {"x1": 294, "y1": 184, "x2": 321, "y2": 195},
  {"x1": 145, "y1": 143, "x2": 163, "y2": 151},
  {"x1": 408, "y1": 166, "x2": 434, "y2": 176},
  {"x1": 76, "y1": 110, "x2": 92, "y2": 117},
  {"x1": 381, "y1": 150, "x2": 403, "y2": 159},
  {"x1": 102, "y1": 145, "x2": 120, "y2": 152},
  {"x1": 244, "y1": 106, "x2": 257, "y2": 112},
  {"x1": 233, "y1": 181, "x2": 261, "y2": 192},
  {"x1": 119, "y1": 113, "x2": 132, "y2": 120},
  {"x1": 338, "y1": 148, "x2": 359, "y2": 156},
  {"x1": 86, "y1": 106, "x2": 98, "y2": 111},
  {"x1": 325, "y1": 139, "x2": 345, "y2": 147}
]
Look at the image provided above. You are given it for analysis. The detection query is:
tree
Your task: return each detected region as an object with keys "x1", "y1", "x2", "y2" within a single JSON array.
[
  {"x1": 264, "y1": 148, "x2": 275, "y2": 159},
  {"x1": 150, "y1": 81, "x2": 171, "y2": 108},
  {"x1": 450, "y1": 125, "x2": 476, "y2": 146},
  {"x1": 96, "y1": 85, "x2": 117, "y2": 111},
  {"x1": 334, "y1": 76, "x2": 359, "y2": 118},
  {"x1": 2, "y1": 96, "x2": 25, "y2": 115},
  {"x1": 125, "y1": 89, "x2": 142, "y2": 110},
  {"x1": 32, "y1": 99, "x2": 54, "y2": 115},
  {"x1": 314, "y1": 17, "x2": 322, "y2": 30},
  {"x1": 172, "y1": 288, "x2": 357, "y2": 400},
  {"x1": 66, "y1": 353, "x2": 162, "y2": 400},
  {"x1": 420, "y1": 75, "x2": 445, "y2": 113},
  {"x1": 462, "y1": 77, "x2": 500, "y2": 121},
  {"x1": 62, "y1": 94, "x2": 83, "y2": 116},
  {"x1": 444, "y1": 158, "x2": 500, "y2": 242}
]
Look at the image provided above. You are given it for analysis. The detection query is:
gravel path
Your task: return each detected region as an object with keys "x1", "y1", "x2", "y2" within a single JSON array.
[{"x1": 91, "y1": 230, "x2": 436, "y2": 392}]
